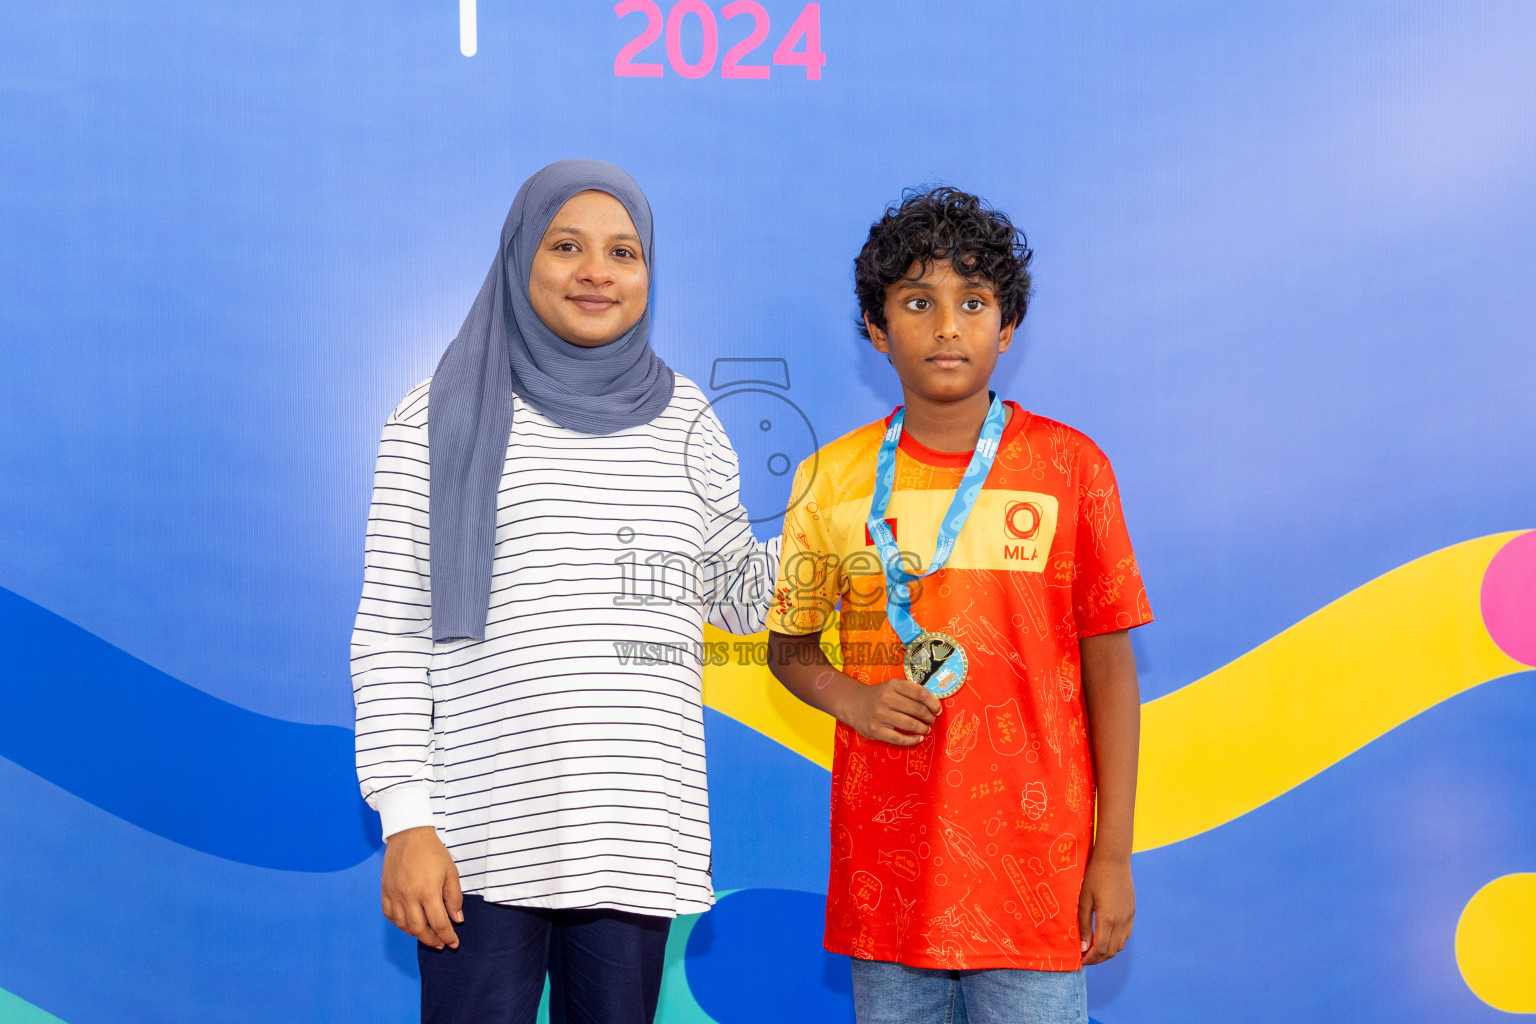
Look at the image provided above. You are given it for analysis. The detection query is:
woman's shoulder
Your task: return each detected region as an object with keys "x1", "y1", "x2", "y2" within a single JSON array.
[
  {"x1": 656, "y1": 373, "x2": 717, "y2": 428},
  {"x1": 669, "y1": 372, "x2": 707, "y2": 409},
  {"x1": 386, "y1": 377, "x2": 432, "y2": 430}
]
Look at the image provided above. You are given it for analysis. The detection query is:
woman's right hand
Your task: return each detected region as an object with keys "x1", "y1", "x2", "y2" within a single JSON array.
[{"x1": 381, "y1": 826, "x2": 464, "y2": 949}]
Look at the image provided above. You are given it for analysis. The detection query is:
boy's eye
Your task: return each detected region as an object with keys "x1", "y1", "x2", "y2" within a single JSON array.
[
  {"x1": 962, "y1": 298, "x2": 985, "y2": 311},
  {"x1": 905, "y1": 297, "x2": 931, "y2": 311}
]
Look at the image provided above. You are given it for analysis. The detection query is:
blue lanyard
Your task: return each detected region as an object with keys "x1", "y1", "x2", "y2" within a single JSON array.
[{"x1": 866, "y1": 397, "x2": 1007, "y2": 643}]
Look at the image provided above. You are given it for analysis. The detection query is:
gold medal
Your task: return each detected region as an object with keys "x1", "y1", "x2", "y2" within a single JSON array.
[{"x1": 902, "y1": 630, "x2": 968, "y2": 698}]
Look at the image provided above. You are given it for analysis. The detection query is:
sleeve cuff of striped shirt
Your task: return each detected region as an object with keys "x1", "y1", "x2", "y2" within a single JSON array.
[{"x1": 376, "y1": 784, "x2": 435, "y2": 840}]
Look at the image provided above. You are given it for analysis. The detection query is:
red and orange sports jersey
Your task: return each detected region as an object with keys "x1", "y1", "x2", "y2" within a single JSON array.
[{"x1": 767, "y1": 402, "x2": 1152, "y2": 971}]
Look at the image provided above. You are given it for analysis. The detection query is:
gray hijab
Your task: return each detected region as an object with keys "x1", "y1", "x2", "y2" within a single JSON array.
[{"x1": 428, "y1": 159, "x2": 674, "y2": 642}]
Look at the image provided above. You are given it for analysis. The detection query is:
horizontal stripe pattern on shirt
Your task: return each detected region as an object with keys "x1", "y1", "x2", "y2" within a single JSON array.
[{"x1": 352, "y1": 375, "x2": 777, "y2": 917}]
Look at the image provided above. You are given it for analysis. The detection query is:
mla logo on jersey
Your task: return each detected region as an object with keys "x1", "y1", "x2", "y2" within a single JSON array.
[
  {"x1": 998, "y1": 495, "x2": 1058, "y2": 568},
  {"x1": 1005, "y1": 501, "x2": 1044, "y2": 540}
]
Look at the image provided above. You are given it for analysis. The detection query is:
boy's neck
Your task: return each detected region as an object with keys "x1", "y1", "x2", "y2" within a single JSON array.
[{"x1": 898, "y1": 388, "x2": 1006, "y2": 453}]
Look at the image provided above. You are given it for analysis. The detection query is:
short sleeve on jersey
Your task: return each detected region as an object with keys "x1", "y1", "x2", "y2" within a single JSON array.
[
  {"x1": 1070, "y1": 455, "x2": 1153, "y2": 637},
  {"x1": 769, "y1": 456, "x2": 840, "y2": 635}
]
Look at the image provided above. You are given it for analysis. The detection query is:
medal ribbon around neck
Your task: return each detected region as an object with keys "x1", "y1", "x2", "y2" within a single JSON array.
[{"x1": 866, "y1": 396, "x2": 1007, "y2": 696}]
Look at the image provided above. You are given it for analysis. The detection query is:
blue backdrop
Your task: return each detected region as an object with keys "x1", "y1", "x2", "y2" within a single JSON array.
[{"x1": 1, "y1": 2, "x2": 1533, "y2": 1021}]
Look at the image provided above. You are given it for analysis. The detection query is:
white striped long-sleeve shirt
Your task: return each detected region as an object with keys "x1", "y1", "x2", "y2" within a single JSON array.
[{"x1": 351, "y1": 375, "x2": 779, "y2": 917}]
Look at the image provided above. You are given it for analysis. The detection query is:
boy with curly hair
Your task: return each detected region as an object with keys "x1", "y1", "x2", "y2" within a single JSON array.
[{"x1": 767, "y1": 187, "x2": 1151, "y2": 1023}]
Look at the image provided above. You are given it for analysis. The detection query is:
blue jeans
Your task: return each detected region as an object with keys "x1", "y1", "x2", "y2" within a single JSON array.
[
  {"x1": 417, "y1": 895, "x2": 671, "y2": 1024},
  {"x1": 850, "y1": 959, "x2": 1087, "y2": 1024}
]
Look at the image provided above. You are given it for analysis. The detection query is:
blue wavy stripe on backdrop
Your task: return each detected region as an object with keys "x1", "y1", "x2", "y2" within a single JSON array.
[{"x1": 0, "y1": 586, "x2": 380, "y2": 871}]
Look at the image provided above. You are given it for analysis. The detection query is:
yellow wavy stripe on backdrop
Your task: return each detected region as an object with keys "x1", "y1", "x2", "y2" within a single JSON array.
[
  {"x1": 1136, "y1": 531, "x2": 1526, "y2": 851},
  {"x1": 702, "y1": 532, "x2": 1528, "y2": 847},
  {"x1": 702, "y1": 620, "x2": 840, "y2": 770}
]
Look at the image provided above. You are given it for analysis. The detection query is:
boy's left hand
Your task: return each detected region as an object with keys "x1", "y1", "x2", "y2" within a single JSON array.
[{"x1": 1077, "y1": 853, "x2": 1134, "y2": 965}]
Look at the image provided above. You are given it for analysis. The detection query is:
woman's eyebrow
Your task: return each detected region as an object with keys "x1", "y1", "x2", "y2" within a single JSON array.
[{"x1": 545, "y1": 225, "x2": 641, "y2": 245}]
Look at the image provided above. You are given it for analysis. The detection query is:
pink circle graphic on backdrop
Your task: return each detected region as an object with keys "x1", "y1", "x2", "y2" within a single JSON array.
[{"x1": 1481, "y1": 531, "x2": 1536, "y2": 667}]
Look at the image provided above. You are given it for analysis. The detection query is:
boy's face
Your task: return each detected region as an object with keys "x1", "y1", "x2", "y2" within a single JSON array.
[
  {"x1": 865, "y1": 259, "x2": 1016, "y2": 406},
  {"x1": 527, "y1": 190, "x2": 649, "y2": 348}
]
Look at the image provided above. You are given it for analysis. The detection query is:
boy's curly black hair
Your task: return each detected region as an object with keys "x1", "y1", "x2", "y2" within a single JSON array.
[{"x1": 854, "y1": 186, "x2": 1033, "y2": 339}]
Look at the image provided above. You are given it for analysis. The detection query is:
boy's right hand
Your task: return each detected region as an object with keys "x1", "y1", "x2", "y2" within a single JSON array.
[
  {"x1": 837, "y1": 678, "x2": 942, "y2": 746},
  {"x1": 381, "y1": 826, "x2": 464, "y2": 950}
]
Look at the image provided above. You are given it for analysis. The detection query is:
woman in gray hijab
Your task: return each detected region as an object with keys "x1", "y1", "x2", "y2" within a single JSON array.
[{"x1": 351, "y1": 159, "x2": 778, "y2": 1023}]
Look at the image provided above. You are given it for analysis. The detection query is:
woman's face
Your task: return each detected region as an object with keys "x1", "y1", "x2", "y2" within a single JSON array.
[{"x1": 527, "y1": 190, "x2": 649, "y2": 348}]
